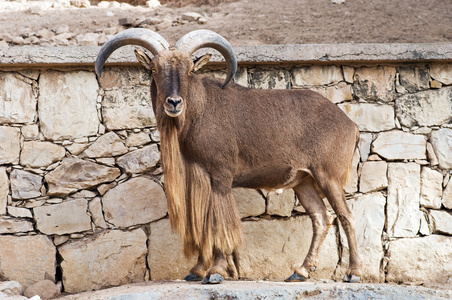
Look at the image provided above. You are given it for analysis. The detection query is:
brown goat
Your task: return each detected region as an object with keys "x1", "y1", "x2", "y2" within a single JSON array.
[{"x1": 95, "y1": 29, "x2": 362, "y2": 284}]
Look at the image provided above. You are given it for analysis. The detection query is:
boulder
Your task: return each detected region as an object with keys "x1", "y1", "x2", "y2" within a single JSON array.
[
  {"x1": 33, "y1": 199, "x2": 92, "y2": 235},
  {"x1": 10, "y1": 169, "x2": 42, "y2": 200},
  {"x1": 386, "y1": 235, "x2": 452, "y2": 285},
  {"x1": 250, "y1": 69, "x2": 291, "y2": 89},
  {"x1": 23, "y1": 280, "x2": 60, "y2": 300},
  {"x1": 396, "y1": 65, "x2": 429, "y2": 93},
  {"x1": 102, "y1": 177, "x2": 167, "y2": 228},
  {"x1": 59, "y1": 229, "x2": 147, "y2": 293},
  {"x1": 148, "y1": 218, "x2": 197, "y2": 280},
  {"x1": 0, "y1": 126, "x2": 20, "y2": 164},
  {"x1": 232, "y1": 188, "x2": 265, "y2": 218},
  {"x1": 359, "y1": 161, "x2": 388, "y2": 193},
  {"x1": 338, "y1": 103, "x2": 395, "y2": 132},
  {"x1": 39, "y1": 70, "x2": 99, "y2": 140},
  {"x1": 0, "y1": 73, "x2": 37, "y2": 124},
  {"x1": 420, "y1": 167, "x2": 443, "y2": 209},
  {"x1": 430, "y1": 128, "x2": 452, "y2": 169},
  {"x1": 338, "y1": 192, "x2": 386, "y2": 282},
  {"x1": 240, "y1": 216, "x2": 338, "y2": 280},
  {"x1": 20, "y1": 141, "x2": 66, "y2": 168},
  {"x1": 395, "y1": 87, "x2": 452, "y2": 127},
  {"x1": 82, "y1": 131, "x2": 128, "y2": 158},
  {"x1": 0, "y1": 235, "x2": 56, "y2": 288},
  {"x1": 352, "y1": 66, "x2": 396, "y2": 102},
  {"x1": 387, "y1": 163, "x2": 421, "y2": 238},
  {"x1": 45, "y1": 157, "x2": 120, "y2": 196},
  {"x1": 372, "y1": 130, "x2": 426, "y2": 160},
  {"x1": 116, "y1": 144, "x2": 160, "y2": 174}
]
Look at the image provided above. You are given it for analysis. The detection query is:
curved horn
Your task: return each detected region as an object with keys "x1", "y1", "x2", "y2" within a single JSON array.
[
  {"x1": 176, "y1": 30, "x2": 237, "y2": 89},
  {"x1": 95, "y1": 28, "x2": 170, "y2": 77}
]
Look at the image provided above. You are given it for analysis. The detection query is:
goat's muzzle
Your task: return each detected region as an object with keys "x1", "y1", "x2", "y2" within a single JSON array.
[{"x1": 164, "y1": 96, "x2": 184, "y2": 117}]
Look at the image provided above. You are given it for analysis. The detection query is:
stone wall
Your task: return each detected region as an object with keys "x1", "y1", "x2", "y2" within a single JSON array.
[{"x1": 0, "y1": 44, "x2": 451, "y2": 294}]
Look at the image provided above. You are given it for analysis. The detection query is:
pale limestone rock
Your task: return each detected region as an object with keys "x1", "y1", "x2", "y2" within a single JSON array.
[
  {"x1": 240, "y1": 216, "x2": 338, "y2": 280},
  {"x1": 0, "y1": 235, "x2": 56, "y2": 288},
  {"x1": 426, "y1": 142, "x2": 439, "y2": 166},
  {"x1": 102, "y1": 177, "x2": 167, "y2": 228},
  {"x1": 98, "y1": 67, "x2": 151, "y2": 89},
  {"x1": 33, "y1": 199, "x2": 92, "y2": 235},
  {"x1": 20, "y1": 141, "x2": 66, "y2": 168},
  {"x1": 386, "y1": 235, "x2": 452, "y2": 285},
  {"x1": 7, "y1": 206, "x2": 32, "y2": 218},
  {"x1": 372, "y1": 131, "x2": 426, "y2": 160},
  {"x1": 10, "y1": 169, "x2": 42, "y2": 200},
  {"x1": 292, "y1": 65, "x2": 343, "y2": 86},
  {"x1": 338, "y1": 103, "x2": 395, "y2": 132},
  {"x1": 181, "y1": 12, "x2": 203, "y2": 21},
  {"x1": 344, "y1": 149, "x2": 360, "y2": 194},
  {"x1": 23, "y1": 280, "x2": 60, "y2": 300},
  {"x1": 250, "y1": 69, "x2": 290, "y2": 89},
  {"x1": 53, "y1": 235, "x2": 69, "y2": 246},
  {"x1": 430, "y1": 128, "x2": 452, "y2": 169},
  {"x1": 21, "y1": 124, "x2": 39, "y2": 139},
  {"x1": 443, "y1": 178, "x2": 452, "y2": 209},
  {"x1": 96, "y1": 157, "x2": 116, "y2": 166},
  {"x1": 148, "y1": 218, "x2": 197, "y2": 280},
  {"x1": 88, "y1": 197, "x2": 108, "y2": 229},
  {"x1": 59, "y1": 229, "x2": 147, "y2": 293},
  {"x1": 342, "y1": 66, "x2": 354, "y2": 83},
  {"x1": 126, "y1": 132, "x2": 151, "y2": 147},
  {"x1": 82, "y1": 132, "x2": 128, "y2": 158},
  {"x1": 430, "y1": 210, "x2": 452, "y2": 235},
  {"x1": 359, "y1": 161, "x2": 388, "y2": 193},
  {"x1": 232, "y1": 188, "x2": 265, "y2": 218},
  {"x1": 0, "y1": 281, "x2": 23, "y2": 297},
  {"x1": 430, "y1": 63, "x2": 452, "y2": 85},
  {"x1": 387, "y1": 163, "x2": 421, "y2": 238},
  {"x1": 420, "y1": 167, "x2": 443, "y2": 209},
  {"x1": 0, "y1": 217, "x2": 34, "y2": 234},
  {"x1": 419, "y1": 209, "x2": 433, "y2": 236},
  {"x1": 310, "y1": 82, "x2": 352, "y2": 103},
  {"x1": 234, "y1": 67, "x2": 248, "y2": 87},
  {"x1": 338, "y1": 192, "x2": 386, "y2": 282},
  {"x1": 39, "y1": 71, "x2": 99, "y2": 140},
  {"x1": 116, "y1": 144, "x2": 160, "y2": 174},
  {"x1": 0, "y1": 73, "x2": 36, "y2": 124},
  {"x1": 0, "y1": 167, "x2": 7, "y2": 215},
  {"x1": 65, "y1": 142, "x2": 89, "y2": 155},
  {"x1": 358, "y1": 133, "x2": 372, "y2": 161},
  {"x1": 0, "y1": 126, "x2": 20, "y2": 164},
  {"x1": 353, "y1": 66, "x2": 396, "y2": 102},
  {"x1": 397, "y1": 65, "x2": 429, "y2": 93},
  {"x1": 102, "y1": 87, "x2": 155, "y2": 130},
  {"x1": 45, "y1": 158, "x2": 120, "y2": 196},
  {"x1": 266, "y1": 189, "x2": 294, "y2": 217},
  {"x1": 395, "y1": 87, "x2": 452, "y2": 127}
]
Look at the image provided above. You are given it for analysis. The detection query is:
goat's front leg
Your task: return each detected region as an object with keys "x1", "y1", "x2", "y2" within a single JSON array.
[{"x1": 184, "y1": 253, "x2": 208, "y2": 281}]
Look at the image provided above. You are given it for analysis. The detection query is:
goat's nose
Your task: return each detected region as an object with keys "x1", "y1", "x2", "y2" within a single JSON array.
[{"x1": 167, "y1": 97, "x2": 182, "y2": 107}]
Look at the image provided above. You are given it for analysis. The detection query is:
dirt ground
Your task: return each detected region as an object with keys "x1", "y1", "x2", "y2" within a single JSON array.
[{"x1": 0, "y1": 0, "x2": 451, "y2": 47}]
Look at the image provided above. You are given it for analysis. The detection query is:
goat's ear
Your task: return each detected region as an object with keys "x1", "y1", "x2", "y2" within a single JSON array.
[
  {"x1": 134, "y1": 49, "x2": 153, "y2": 71},
  {"x1": 192, "y1": 54, "x2": 211, "y2": 73}
]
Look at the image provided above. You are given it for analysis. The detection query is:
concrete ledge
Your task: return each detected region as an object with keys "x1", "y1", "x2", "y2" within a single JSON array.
[
  {"x1": 1, "y1": 43, "x2": 451, "y2": 68},
  {"x1": 56, "y1": 281, "x2": 452, "y2": 300}
]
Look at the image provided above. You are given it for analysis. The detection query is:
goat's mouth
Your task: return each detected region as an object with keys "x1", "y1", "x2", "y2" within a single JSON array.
[{"x1": 165, "y1": 108, "x2": 183, "y2": 117}]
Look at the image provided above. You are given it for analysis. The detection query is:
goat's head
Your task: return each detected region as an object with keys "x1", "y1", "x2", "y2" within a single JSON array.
[{"x1": 95, "y1": 29, "x2": 237, "y2": 118}]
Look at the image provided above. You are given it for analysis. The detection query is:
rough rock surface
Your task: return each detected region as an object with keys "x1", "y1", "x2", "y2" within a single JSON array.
[
  {"x1": 372, "y1": 130, "x2": 426, "y2": 160},
  {"x1": 10, "y1": 169, "x2": 42, "y2": 200},
  {"x1": 59, "y1": 229, "x2": 148, "y2": 293},
  {"x1": 0, "y1": 126, "x2": 20, "y2": 164},
  {"x1": 338, "y1": 103, "x2": 395, "y2": 132},
  {"x1": 24, "y1": 280, "x2": 61, "y2": 300},
  {"x1": 82, "y1": 131, "x2": 128, "y2": 158},
  {"x1": 20, "y1": 141, "x2": 66, "y2": 168},
  {"x1": 430, "y1": 128, "x2": 452, "y2": 170},
  {"x1": 0, "y1": 235, "x2": 56, "y2": 288},
  {"x1": 232, "y1": 188, "x2": 265, "y2": 218},
  {"x1": 116, "y1": 144, "x2": 160, "y2": 174}
]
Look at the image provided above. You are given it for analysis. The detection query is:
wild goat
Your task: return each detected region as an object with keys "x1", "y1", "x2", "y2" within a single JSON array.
[{"x1": 95, "y1": 29, "x2": 362, "y2": 284}]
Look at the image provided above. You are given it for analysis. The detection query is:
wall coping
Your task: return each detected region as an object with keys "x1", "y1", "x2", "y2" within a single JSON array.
[{"x1": 1, "y1": 43, "x2": 452, "y2": 69}]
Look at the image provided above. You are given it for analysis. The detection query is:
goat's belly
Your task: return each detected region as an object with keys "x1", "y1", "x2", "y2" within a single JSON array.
[{"x1": 232, "y1": 166, "x2": 312, "y2": 191}]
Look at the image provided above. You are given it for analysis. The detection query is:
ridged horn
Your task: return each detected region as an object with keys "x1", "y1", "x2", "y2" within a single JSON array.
[
  {"x1": 95, "y1": 28, "x2": 170, "y2": 77},
  {"x1": 176, "y1": 30, "x2": 237, "y2": 89}
]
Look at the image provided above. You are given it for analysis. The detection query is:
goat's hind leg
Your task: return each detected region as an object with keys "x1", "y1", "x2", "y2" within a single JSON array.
[{"x1": 285, "y1": 177, "x2": 334, "y2": 282}]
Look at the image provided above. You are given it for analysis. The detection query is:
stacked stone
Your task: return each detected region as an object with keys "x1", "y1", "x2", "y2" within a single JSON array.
[{"x1": 0, "y1": 61, "x2": 451, "y2": 295}]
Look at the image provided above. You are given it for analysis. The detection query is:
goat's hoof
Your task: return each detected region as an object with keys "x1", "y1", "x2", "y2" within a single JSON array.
[
  {"x1": 201, "y1": 273, "x2": 224, "y2": 284},
  {"x1": 343, "y1": 274, "x2": 360, "y2": 283},
  {"x1": 284, "y1": 272, "x2": 308, "y2": 282},
  {"x1": 184, "y1": 273, "x2": 203, "y2": 282}
]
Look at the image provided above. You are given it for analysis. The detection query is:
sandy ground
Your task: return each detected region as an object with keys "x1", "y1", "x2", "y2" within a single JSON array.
[{"x1": 0, "y1": 0, "x2": 451, "y2": 47}]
